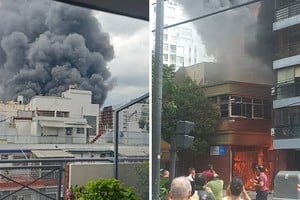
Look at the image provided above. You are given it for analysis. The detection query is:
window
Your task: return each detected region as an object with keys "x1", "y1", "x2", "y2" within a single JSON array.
[
  {"x1": 77, "y1": 128, "x2": 84, "y2": 134},
  {"x1": 170, "y1": 55, "x2": 176, "y2": 64},
  {"x1": 1, "y1": 154, "x2": 8, "y2": 160},
  {"x1": 277, "y1": 67, "x2": 294, "y2": 84},
  {"x1": 163, "y1": 54, "x2": 168, "y2": 61},
  {"x1": 163, "y1": 43, "x2": 168, "y2": 51},
  {"x1": 220, "y1": 96, "x2": 229, "y2": 117},
  {"x1": 170, "y1": 44, "x2": 176, "y2": 53},
  {"x1": 37, "y1": 110, "x2": 55, "y2": 117},
  {"x1": 163, "y1": 34, "x2": 168, "y2": 41},
  {"x1": 176, "y1": 56, "x2": 184, "y2": 66},
  {"x1": 231, "y1": 96, "x2": 242, "y2": 116},
  {"x1": 217, "y1": 96, "x2": 270, "y2": 119},
  {"x1": 181, "y1": 28, "x2": 192, "y2": 38},
  {"x1": 66, "y1": 128, "x2": 73, "y2": 135},
  {"x1": 42, "y1": 127, "x2": 59, "y2": 136},
  {"x1": 56, "y1": 111, "x2": 69, "y2": 117}
]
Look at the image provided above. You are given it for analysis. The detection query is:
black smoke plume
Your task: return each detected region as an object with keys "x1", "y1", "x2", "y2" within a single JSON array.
[
  {"x1": 179, "y1": 0, "x2": 274, "y2": 84},
  {"x1": 0, "y1": 0, "x2": 114, "y2": 105}
]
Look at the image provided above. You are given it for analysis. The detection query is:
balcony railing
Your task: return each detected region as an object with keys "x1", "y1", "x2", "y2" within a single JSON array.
[
  {"x1": 275, "y1": 41, "x2": 300, "y2": 59},
  {"x1": 274, "y1": 124, "x2": 300, "y2": 139},
  {"x1": 273, "y1": 81, "x2": 300, "y2": 100},
  {"x1": 275, "y1": 2, "x2": 300, "y2": 22}
]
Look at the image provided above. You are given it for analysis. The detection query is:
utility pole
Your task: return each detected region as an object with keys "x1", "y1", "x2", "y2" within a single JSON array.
[{"x1": 152, "y1": 0, "x2": 164, "y2": 199}]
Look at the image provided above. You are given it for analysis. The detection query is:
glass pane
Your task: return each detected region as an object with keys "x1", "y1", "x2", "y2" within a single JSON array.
[
  {"x1": 277, "y1": 67, "x2": 294, "y2": 83},
  {"x1": 232, "y1": 103, "x2": 242, "y2": 116},
  {"x1": 254, "y1": 104, "x2": 263, "y2": 118}
]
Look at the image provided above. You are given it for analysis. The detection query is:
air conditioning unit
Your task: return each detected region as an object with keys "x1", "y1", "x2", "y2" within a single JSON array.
[{"x1": 271, "y1": 128, "x2": 275, "y2": 136}]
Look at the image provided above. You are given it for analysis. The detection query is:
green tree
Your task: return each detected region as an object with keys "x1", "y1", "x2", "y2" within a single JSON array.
[
  {"x1": 71, "y1": 178, "x2": 140, "y2": 200},
  {"x1": 162, "y1": 65, "x2": 220, "y2": 154}
]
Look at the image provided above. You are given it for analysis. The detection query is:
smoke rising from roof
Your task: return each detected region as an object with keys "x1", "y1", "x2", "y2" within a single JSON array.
[
  {"x1": 179, "y1": 0, "x2": 274, "y2": 84},
  {"x1": 0, "y1": 0, "x2": 115, "y2": 105}
]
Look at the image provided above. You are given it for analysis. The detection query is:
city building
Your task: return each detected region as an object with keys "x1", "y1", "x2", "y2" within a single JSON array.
[
  {"x1": 175, "y1": 62, "x2": 274, "y2": 189},
  {"x1": 0, "y1": 87, "x2": 99, "y2": 144},
  {"x1": 151, "y1": 0, "x2": 210, "y2": 68},
  {"x1": 272, "y1": 0, "x2": 300, "y2": 171},
  {"x1": 0, "y1": 89, "x2": 149, "y2": 199},
  {"x1": 96, "y1": 100, "x2": 149, "y2": 145}
]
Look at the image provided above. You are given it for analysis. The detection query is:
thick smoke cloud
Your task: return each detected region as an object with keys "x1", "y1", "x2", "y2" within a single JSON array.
[
  {"x1": 0, "y1": 0, "x2": 114, "y2": 105},
  {"x1": 179, "y1": 0, "x2": 274, "y2": 84}
]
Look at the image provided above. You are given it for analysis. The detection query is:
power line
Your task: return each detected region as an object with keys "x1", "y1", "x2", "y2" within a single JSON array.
[{"x1": 152, "y1": 0, "x2": 262, "y2": 32}]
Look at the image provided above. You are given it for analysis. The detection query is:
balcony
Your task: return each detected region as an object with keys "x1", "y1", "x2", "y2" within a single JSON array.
[
  {"x1": 274, "y1": 2, "x2": 300, "y2": 31},
  {"x1": 275, "y1": 2, "x2": 300, "y2": 22},
  {"x1": 274, "y1": 124, "x2": 300, "y2": 139},
  {"x1": 273, "y1": 81, "x2": 300, "y2": 100},
  {"x1": 275, "y1": 41, "x2": 300, "y2": 60}
]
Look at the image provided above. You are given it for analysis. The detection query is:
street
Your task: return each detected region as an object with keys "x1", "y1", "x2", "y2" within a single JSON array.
[{"x1": 247, "y1": 190, "x2": 273, "y2": 200}]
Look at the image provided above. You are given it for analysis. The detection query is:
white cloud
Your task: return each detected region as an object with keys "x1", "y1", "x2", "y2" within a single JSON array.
[{"x1": 93, "y1": 11, "x2": 150, "y2": 107}]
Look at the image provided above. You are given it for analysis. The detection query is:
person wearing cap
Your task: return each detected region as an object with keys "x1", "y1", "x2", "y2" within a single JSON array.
[
  {"x1": 253, "y1": 165, "x2": 268, "y2": 200},
  {"x1": 202, "y1": 164, "x2": 215, "y2": 182},
  {"x1": 206, "y1": 173, "x2": 224, "y2": 200}
]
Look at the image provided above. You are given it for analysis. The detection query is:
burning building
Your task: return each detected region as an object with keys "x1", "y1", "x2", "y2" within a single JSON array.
[
  {"x1": 175, "y1": 62, "x2": 274, "y2": 189},
  {"x1": 173, "y1": 0, "x2": 275, "y2": 188}
]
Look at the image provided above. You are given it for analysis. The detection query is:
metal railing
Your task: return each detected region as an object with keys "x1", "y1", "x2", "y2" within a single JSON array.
[
  {"x1": 272, "y1": 81, "x2": 300, "y2": 100},
  {"x1": 274, "y1": 125, "x2": 300, "y2": 139},
  {"x1": 275, "y1": 41, "x2": 300, "y2": 59},
  {"x1": 0, "y1": 157, "x2": 147, "y2": 200},
  {"x1": 275, "y1": 2, "x2": 300, "y2": 21}
]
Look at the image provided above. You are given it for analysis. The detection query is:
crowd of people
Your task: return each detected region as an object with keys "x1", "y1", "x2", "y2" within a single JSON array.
[{"x1": 161, "y1": 164, "x2": 268, "y2": 200}]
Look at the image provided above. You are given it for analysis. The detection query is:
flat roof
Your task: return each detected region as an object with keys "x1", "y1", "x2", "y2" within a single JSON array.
[{"x1": 32, "y1": 150, "x2": 75, "y2": 158}]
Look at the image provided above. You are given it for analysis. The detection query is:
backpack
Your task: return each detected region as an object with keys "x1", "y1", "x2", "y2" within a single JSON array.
[{"x1": 197, "y1": 190, "x2": 215, "y2": 200}]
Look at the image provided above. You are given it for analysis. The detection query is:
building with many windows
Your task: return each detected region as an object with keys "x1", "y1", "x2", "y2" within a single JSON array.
[
  {"x1": 151, "y1": 0, "x2": 210, "y2": 68},
  {"x1": 272, "y1": 0, "x2": 300, "y2": 171},
  {"x1": 0, "y1": 87, "x2": 98, "y2": 144}
]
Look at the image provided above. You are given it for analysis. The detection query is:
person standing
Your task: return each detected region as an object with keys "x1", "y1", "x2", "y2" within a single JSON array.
[
  {"x1": 187, "y1": 167, "x2": 196, "y2": 195},
  {"x1": 203, "y1": 164, "x2": 215, "y2": 182},
  {"x1": 223, "y1": 176, "x2": 251, "y2": 200},
  {"x1": 168, "y1": 176, "x2": 192, "y2": 200},
  {"x1": 190, "y1": 173, "x2": 215, "y2": 200},
  {"x1": 253, "y1": 165, "x2": 268, "y2": 200},
  {"x1": 206, "y1": 173, "x2": 224, "y2": 200}
]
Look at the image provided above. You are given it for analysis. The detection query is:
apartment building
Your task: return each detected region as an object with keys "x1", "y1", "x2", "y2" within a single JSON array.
[
  {"x1": 272, "y1": 0, "x2": 300, "y2": 171},
  {"x1": 0, "y1": 87, "x2": 99, "y2": 144},
  {"x1": 151, "y1": 0, "x2": 208, "y2": 68}
]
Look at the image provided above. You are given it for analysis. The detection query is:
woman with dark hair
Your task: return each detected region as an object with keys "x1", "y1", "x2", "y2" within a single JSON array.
[
  {"x1": 253, "y1": 165, "x2": 268, "y2": 200},
  {"x1": 223, "y1": 176, "x2": 250, "y2": 200},
  {"x1": 190, "y1": 173, "x2": 215, "y2": 200}
]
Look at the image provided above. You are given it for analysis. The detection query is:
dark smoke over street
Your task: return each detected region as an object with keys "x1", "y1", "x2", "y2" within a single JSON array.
[
  {"x1": 178, "y1": 0, "x2": 275, "y2": 84},
  {"x1": 0, "y1": 0, "x2": 115, "y2": 105}
]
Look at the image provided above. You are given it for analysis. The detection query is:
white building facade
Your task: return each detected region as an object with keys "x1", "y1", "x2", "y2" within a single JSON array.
[
  {"x1": 151, "y1": 0, "x2": 209, "y2": 68},
  {"x1": 0, "y1": 88, "x2": 99, "y2": 144}
]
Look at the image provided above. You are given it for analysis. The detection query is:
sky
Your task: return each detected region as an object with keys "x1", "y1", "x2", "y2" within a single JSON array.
[{"x1": 94, "y1": 12, "x2": 150, "y2": 108}]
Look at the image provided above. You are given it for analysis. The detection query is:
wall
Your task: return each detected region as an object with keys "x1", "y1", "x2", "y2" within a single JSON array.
[{"x1": 69, "y1": 162, "x2": 146, "y2": 196}]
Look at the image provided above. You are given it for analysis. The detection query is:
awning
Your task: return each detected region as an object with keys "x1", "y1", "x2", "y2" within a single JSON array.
[
  {"x1": 32, "y1": 150, "x2": 75, "y2": 158},
  {"x1": 52, "y1": 0, "x2": 149, "y2": 21},
  {"x1": 39, "y1": 121, "x2": 92, "y2": 128}
]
